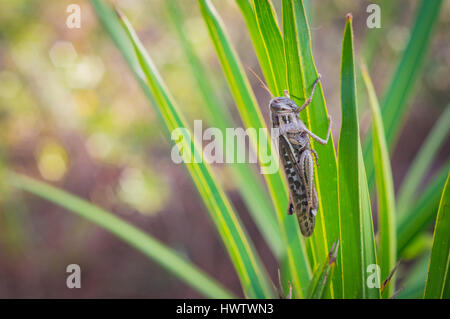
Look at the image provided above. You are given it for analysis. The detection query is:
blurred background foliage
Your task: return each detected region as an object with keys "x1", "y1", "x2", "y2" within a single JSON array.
[{"x1": 0, "y1": 0, "x2": 448, "y2": 297}]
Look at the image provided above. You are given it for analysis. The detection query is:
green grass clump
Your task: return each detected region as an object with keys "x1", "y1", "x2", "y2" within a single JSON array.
[{"x1": 8, "y1": 0, "x2": 447, "y2": 299}]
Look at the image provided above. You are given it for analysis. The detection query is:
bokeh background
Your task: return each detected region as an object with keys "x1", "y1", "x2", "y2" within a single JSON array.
[{"x1": 0, "y1": 0, "x2": 449, "y2": 298}]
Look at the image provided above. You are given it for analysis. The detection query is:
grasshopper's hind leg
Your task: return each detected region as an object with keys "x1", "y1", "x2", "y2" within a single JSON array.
[
  {"x1": 311, "y1": 149, "x2": 319, "y2": 167},
  {"x1": 298, "y1": 150, "x2": 315, "y2": 213},
  {"x1": 297, "y1": 150, "x2": 316, "y2": 236}
]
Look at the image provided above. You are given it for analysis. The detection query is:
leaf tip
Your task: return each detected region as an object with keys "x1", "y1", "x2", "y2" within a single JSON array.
[{"x1": 346, "y1": 13, "x2": 353, "y2": 22}]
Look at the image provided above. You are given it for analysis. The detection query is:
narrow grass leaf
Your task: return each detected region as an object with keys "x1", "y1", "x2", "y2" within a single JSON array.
[
  {"x1": 199, "y1": 0, "x2": 311, "y2": 298},
  {"x1": 361, "y1": 63, "x2": 397, "y2": 297},
  {"x1": 397, "y1": 162, "x2": 450, "y2": 255},
  {"x1": 110, "y1": 5, "x2": 274, "y2": 298},
  {"x1": 282, "y1": 0, "x2": 315, "y2": 268},
  {"x1": 397, "y1": 105, "x2": 450, "y2": 216},
  {"x1": 253, "y1": 0, "x2": 286, "y2": 95},
  {"x1": 338, "y1": 15, "x2": 379, "y2": 298},
  {"x1": 290, "y1": 1, "x2": 341, "y2": 292},
  {"x1": 253, "y1": 0, "x2": 324, "y2": 274},
  {"x1": 424, "y1": 173, "x2": 450, "y2": 298},
  {"x1": 282, "y1": 0, "x2": 339, "y2": 297},
  {"x1": 236, "y1": 0, "x2": 276, "y2": 93},
  {"x1": 8, "y1": 172, "x2": 234, "y2": 299},
  {"x1": 363, "y1": 0, "x2": 443, "y2": 188},
  {"x1": 166, "y1": 0, "x2": 283, "y2": 258},
  {"x1": 359, "y1": 155, "x2": 380, "y2": 299}
]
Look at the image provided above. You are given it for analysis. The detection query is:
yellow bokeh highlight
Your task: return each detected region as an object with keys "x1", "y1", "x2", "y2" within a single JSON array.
[
  {"x1": 118, "y1": 167, "x2": 169, "y2": 216},
  {"x1": 74, "y1": 90, "x2": 99, "y2": 117},
  {"x1": 36, "y1": 140, "x2": 69, "y2": 181}
]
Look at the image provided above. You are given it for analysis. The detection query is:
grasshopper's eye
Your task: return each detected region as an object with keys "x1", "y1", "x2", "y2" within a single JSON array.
[
  {"x1": 270, "y1": 97, "x2": 293, "y2": 112},
  {"x1": 289, "y1": 101, "x2": 299, "y2": 110}
]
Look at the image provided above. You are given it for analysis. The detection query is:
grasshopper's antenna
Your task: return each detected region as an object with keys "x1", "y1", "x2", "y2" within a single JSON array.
[{"x1": 248, "y1": 67, "x2": 273, "y2": 98}]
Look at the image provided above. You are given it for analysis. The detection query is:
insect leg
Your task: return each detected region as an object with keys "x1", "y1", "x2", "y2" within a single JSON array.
[
  {"x1": 295, "y1": 74, "x2": 321, "y2": 113},
  {"x1": 311, "y1": 149, "x2": 319, "y2": 167},
  {"x1": 305, "y1": 116, "x2": 332, "y2": 145}
]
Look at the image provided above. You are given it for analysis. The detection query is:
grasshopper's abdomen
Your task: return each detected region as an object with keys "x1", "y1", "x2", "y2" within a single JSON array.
[{"x1": 278, "y1": 135, "x2": 316, "y2": 237}]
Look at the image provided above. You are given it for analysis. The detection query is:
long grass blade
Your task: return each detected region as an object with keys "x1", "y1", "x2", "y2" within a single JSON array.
[
  {"x1": 424, "y1": 173, "x2": 450, "y2": 298},
  {"x1": 281, "y1": 0, "x2": 340, "y2": 298},
  {"x1": 363, "y1": 0, "x2": 443, "y2": 188},
  {"x1": 166, "y1": 0, "x2": 283, "y2": 259},
  {"x1": 253, "y1": 0, "x2": 324, "y2": 283},
  {"x1": 289, "y1": 1, "x2": 341, "y2": 289},
  {"x1": 359, "y1": 154, "x2": 380, "y2": 299},
  {"x1": 8, "y1": 172, "x2": 234, "y2": 299},
  {"x1": 397, "y1": 105, "x2": 450, "y2": 216},
  {"x1": 361, "y1": 63, "x2": 397, "y2": 297},
  {"x1": 199, "y1": 0, "x2": 311, "y2": 298},
  {"x1": 280, "y1": 0, "x2": 316, "y2": 267},
  {"x1": 92, "y1": 1, "x2": 274, "y2": 298},
  {"x1": 253, "y1": 0, "x2": 286, "y2": 96},
  {"x1": 338, "y1": 15, "x2": 379, "y2": 298},
  {"x1": 236, "y1": 0, "x2": 276, "y2": 93},
  {"x1": 397, "y1": 162, "x2": 450, "y2": 255}
]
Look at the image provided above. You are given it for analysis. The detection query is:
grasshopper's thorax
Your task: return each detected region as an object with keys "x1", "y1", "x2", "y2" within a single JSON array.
[{"x1": 287, "y1": 131, "x2": 310, "y2": 150}]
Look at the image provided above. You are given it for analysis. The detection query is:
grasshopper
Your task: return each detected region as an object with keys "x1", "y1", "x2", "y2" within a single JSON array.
[
  {"x1": 251, "y1": 69, "x2": 331, "y2": 237},
  {"x1": 271, "y1": 75, "x2": 331, "y2": 237}
]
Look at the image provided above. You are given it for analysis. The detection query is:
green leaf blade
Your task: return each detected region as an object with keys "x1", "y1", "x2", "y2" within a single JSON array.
[
  {"x1": 235, "y1": 0, "x2": 276, "y2": 93},
  {"x1": 253, "y1": 0, "x2": 286, "y2": 95},
  {"x1": 338, "y1": 15, "x2": 379, "y2": 299},
  {"x1": 338, "y1": 15, "x2": 361, "y2": 298},
  {"x1": 424, "y1": 173, "x2": 450, "y2": 298},
  {"x1": 361, "y1": 64, "x2": 397, "y2": 298},
  {"x1": 289, "y1": 0, "x2": 341, "y2": 297}
]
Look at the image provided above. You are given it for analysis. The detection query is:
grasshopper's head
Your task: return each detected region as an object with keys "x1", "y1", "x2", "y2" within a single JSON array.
[{"x1": 269, "y1": 93, "x2": 298, "y2": 114}]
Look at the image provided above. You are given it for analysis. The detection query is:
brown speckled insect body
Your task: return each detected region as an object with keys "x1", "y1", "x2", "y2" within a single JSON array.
[{"x1": 269, "y1": 75, "x2": 331, "y2": 236}]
